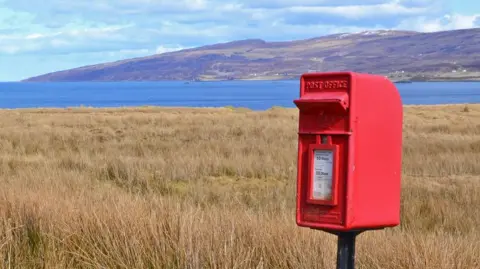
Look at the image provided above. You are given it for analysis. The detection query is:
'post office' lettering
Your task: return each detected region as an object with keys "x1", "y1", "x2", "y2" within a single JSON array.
[{"x1": 305, "y1": 80, "x2": 349, "y2": 90}]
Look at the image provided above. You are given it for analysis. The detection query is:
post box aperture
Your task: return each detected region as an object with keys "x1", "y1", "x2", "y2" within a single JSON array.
[{"x1": 294, "y1": 72, "x2": 403, "y2": 232}]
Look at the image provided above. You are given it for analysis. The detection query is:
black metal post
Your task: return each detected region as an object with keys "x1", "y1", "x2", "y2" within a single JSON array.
[{"x1": 336, "y1": 232, "x2": 358, "y2": 269}]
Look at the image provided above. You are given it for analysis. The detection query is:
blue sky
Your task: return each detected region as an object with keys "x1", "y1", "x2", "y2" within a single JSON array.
[{"x1": 0, "y1": 0, "x2": 479, "y2": 81}]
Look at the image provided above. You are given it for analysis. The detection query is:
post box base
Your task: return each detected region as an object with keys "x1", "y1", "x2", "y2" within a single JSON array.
[
  {"x1": 310, "y1": 228, "x2": 386, "y2": 269},
  {"x1": 312, "y1": 227, "x2": 385, "y2": 236}
]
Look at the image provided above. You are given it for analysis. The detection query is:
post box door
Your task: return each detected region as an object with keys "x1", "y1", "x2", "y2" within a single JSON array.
[
  {"x1": 297, "y1": 133, "x2": 349, "y2": 227},
  {"x1": 295, "y1": 73, "x2": 352, "y2": 228}
]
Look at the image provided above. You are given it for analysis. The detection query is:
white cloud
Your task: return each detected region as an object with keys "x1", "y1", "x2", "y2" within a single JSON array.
[
  {"x1": 1, "y1": 0, "x2": 445, "y2": 24},
  {"x1": 286, "y1": 2, "x2": 430, "y2": 19},
  {"x1": 25, "y1": 33, "x2": 46, "y2": 39},
  {"x1": 443, "y1": 14, "x2": 480, "y2": 29},
  {"x1": 50, "y1": 39, "x2": 69, "y2": 47},
  {"x1": 106, "y1": 49, "x2": 150, "y2": 57},
  {"x1": 155, "y1": 45, "x2": 187, "y2": 54},
  {"x1": 0, "y1": 25, "x2": 148, "y2": 55},
  {"x1": 0, "y1": 45, "x2": 20, "y2": 54},
  {"x1": 397, "y1": 13, "x2": 480, "y2": 32}
]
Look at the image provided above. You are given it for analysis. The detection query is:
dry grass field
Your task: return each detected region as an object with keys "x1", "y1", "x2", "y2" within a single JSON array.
[{"x1": 0, "y1": 104, "x2": 479, "y2": 268}]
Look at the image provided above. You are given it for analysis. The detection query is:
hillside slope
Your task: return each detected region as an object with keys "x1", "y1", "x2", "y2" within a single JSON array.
[{"x1": 24, "y1": 28, "x2": 480, "y2": 82}]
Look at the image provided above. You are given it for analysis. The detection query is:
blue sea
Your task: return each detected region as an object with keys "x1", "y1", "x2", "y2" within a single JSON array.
[{"x1": 1, "y1": 80, "x2": 480, "y2": 110}]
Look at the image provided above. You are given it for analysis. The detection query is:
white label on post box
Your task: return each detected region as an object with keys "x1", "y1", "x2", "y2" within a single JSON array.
[{"x1": 312, "y1": 150, "x2": 333, "y2": 200}]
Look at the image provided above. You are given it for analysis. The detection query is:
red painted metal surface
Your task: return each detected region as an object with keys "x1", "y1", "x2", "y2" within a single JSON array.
[{"x1": 294, "y1": 72, "x2": 403, "y2": 232}]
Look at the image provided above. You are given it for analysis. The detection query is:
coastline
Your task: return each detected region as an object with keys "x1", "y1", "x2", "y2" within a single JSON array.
[
  {"x1": 0, "y1": 103, "x2": 475, "y2": 112},
  {"x1": 15, "y1": 71, "x2": 480, "y2": 83},
  {"x1": 188, "y1": 72, "x2": 480, "y2": 83}
]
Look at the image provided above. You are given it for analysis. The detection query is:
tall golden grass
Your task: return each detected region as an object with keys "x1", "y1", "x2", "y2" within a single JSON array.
[{"x1": 0, "y1": 104, "x2": 479, "y2": 268}]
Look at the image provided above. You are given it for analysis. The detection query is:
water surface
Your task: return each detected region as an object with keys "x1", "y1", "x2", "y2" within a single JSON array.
[{"x1": 1, "y1": 80, "x2": 479, "y2": 110}]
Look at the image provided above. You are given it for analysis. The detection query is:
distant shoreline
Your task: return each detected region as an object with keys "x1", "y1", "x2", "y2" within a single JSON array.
[
  {"x1": 0, "y1": 103, "x2": 477, "y2": 113},
  {"x1": 11, "y1": 76, "x2": 480, "y2": 83}
]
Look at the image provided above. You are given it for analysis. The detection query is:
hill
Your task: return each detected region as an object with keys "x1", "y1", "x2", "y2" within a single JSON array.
[{"x1": 23, "y1": 28, "x2": 480, "y2": 82}]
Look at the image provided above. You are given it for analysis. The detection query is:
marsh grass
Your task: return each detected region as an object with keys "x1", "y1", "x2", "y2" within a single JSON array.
[{"x1": 0, "y1": 104, "x2": 479, "y2": 268}]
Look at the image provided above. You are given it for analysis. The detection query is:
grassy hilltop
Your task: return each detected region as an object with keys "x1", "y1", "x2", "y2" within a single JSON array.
[{"x1": 0, "y1": 104, "x2": 480, "y2": 268}]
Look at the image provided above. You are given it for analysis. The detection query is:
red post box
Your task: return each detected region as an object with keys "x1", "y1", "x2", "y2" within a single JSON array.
[{"x1": 294, "y1": 71, "x2": 403, "y2": 232}]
